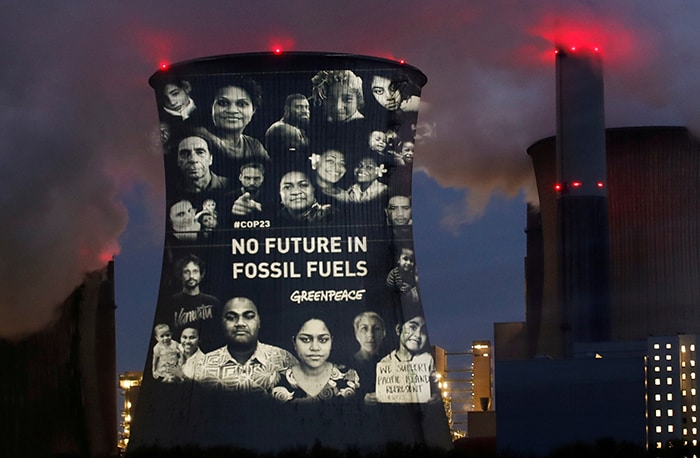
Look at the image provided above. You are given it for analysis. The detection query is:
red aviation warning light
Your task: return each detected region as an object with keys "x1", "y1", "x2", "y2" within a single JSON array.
[
  {"x1": 571, "y1": 181, "x2": 582, "y2": 188},
  {"x1": 597, "y1": 181, "x2": 605, "y2": 188},
  {"x1": 554, "y1": 45, "x2": 602, "y2": 55},
  {"x1": 159, "y1": 62, "x2": 169, "y2": 70},
  {"x1": 554, "y1": 183, "x2": 564, "y2": 192},
  {"x1": 273, "y1": 47, "x2": 283, "y2": 55}
]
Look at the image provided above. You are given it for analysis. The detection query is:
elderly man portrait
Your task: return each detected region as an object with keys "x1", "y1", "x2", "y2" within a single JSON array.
[{"x1": 174, "y1": 134, "x2": 230, "y2": 195}]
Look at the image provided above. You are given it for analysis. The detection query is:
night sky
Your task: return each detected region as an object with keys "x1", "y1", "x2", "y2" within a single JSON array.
[{"x1": 1, "y1": 1, "x2": 698, "y2": 378}]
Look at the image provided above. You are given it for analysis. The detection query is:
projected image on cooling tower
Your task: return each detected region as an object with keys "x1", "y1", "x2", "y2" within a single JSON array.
[{"x1": 129, "y1": 53, "x2": 451, "y2": 452}]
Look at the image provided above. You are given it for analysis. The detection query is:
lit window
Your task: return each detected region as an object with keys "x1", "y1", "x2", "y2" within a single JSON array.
[
  {"x1": 693, "y1": 417, "x2": 698, "y2": 423},
  {"x1": 655, "y1": 343, "x2": 661, "y2": 350},
  {"x1": 683, "y1": 373, "x2": 687, "y2": 380},
  {"x1": 684, "y1": 428, "x2": 689, "y2": 435},
  {"x1": 668, "y1": 393, "x2": 674, "y2": 401},
  {"x1": 669, "y1": 366, "x2": 674, "y2": 372},
  {"x1": 692, "y1": 345, "x2": 696, "y2": 352},
  {"x1": 668, "y1": 377, "x2": 674, "y2": 385},
  {"x1": 667, "y1": 355, "x2": 673, "y2": 360},
  {"x1": 694, "y1": 428, "x2": 698, "y2": 434},
  {"x1": 683, "y1": 361, "x2": 687, "y2": 367},
  {"x1": 692, "y1": 388, "x2": 697, "y2": 395},
  {"x1": 684, "y1": 405, "x2": 688, "y2": 412},
  {"x1": 654, "y1": 355, "x2": 661, "y2": 361},
  {"x1": 668, "y1": 409, "x2": 674, "y2": 417},
  {"x1": 694, "y1": 440, "x2": 698, "y2": 446},
  {"x1": 655, "y1": 366, "x2": 661, "y2": 372},
  {"x1": 668, "y1": 343, "x2": 673, "y2": 349},
  {"x1": 683, "y1": 389, "x2": 687, "y2": 396},
  {"x1": 656, "y1": 409, "x2": 662, "y2": 417},
  {"x1": 656, "y1": 378, "x2": 662, "y2": 385},
  {"x1": 692, "y1": 405, "x2": 697, "y2": 412},
  {"x1": 669, "y1": 425, "x2": 675, "y2": 433},
  {"x1": 656, "y1": 394, "x2": 662, "y2": 401},
  {"x1": 656, "y1": 441, "x2": 662, "y2": 448},
  {"x1": 656, "y1": 426, "x2": 663, "y2": 433},
  {"x1": 683, "y1": 345, "x2": 688, "y2": 352},
  {"x1": 692, "y1": 372, "x2": 696, "y2": 379},
  {"x1": 691, "y1": 360, "x2": 696, "y2": 367}
]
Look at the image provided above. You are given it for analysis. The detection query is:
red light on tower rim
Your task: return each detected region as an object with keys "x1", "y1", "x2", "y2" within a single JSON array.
[
  {"x1": 554, "y1": 46, "x2": 601, "y2": 55},
  {"x1": 554, "y1": 183, "x2": 563, "y2": 192},
  {"x1": 571, "y1": 181, "x2": 582, "y2": 188},
  {"x1": 273, "y1": 47, "x2": 283, "y2": 55},
  {"x1": 596, "y1": 181, "x2": 605, "y2": 188},
  {"x1": 159, "y1": 62, "x2": 169, "y2": 70}
]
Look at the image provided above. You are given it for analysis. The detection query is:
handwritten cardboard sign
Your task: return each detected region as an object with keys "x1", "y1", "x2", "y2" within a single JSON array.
[{"x1": 375, "y1": 359, "x2": 431, "y2": 403}]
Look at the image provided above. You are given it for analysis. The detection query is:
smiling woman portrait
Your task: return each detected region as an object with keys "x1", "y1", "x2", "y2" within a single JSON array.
[
  {"x1": 271, "y1": 318, "x2": 359, "y2": 402},
  {"x1": 195, "y1": 76, "x2": 270, "y2": 177}
]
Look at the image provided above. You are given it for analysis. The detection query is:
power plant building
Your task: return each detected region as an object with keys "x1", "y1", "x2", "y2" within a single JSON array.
[
  {"x1": 495, "y1": 46, "x2": 700, "y2": 455},
  {"x1": 0, "y1": 262, "x2": 117, "y2": 457}
]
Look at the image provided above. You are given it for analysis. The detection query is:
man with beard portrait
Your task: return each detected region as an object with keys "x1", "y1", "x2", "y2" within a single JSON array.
[{"x1": 163, "y1": 254, "x2": 221, "y2": 353}]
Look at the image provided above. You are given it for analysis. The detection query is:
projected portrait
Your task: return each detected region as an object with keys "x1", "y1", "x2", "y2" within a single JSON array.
[
  {"x1": 271, "y1": 317, "x2": 359, "y2": 403},
  {"x1": 197, "y1": 77, "x2": 270, "y2": 177},
  {"x1": 265, "y1": 93, "x2": 311, "y2": 156},
  {"x1": 277, "y1": 170, "x2": 335, "y2": 225},
  {"x1": 373, "y1": 313, "x2": 440, "y2": 404},
  {"x1": 310, "y1": 149, "x2": 350, "y2": 203},
  {"x1": 195, "y1": 297, "x2": 297, "y2": 392}
]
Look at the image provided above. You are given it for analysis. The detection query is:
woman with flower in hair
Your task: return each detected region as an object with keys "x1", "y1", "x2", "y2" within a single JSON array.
[
  {"x1": 310, "y1": 149, "x2": 351, "y2": 202},
  {"x1": 271, "y1": 318, "x2": 359, "y2": 403}
]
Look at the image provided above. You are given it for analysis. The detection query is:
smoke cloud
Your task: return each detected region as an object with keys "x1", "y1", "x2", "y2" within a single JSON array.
[{"x1": 1, "y1": 1, "x2": 698, "y2": 338}]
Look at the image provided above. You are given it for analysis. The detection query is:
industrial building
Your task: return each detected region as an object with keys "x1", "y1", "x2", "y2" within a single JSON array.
[
  {"x1": 0, "y1": 261, "x2": 117, "y2": 457},
  {"x1": 495, "y1": 46, "x2": 700, "y2": 456}
]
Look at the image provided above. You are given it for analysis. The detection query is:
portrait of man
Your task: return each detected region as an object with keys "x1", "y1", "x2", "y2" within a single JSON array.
[
  {"x1": 264, "y1": 93, "x2": 310, "y2": 155},
  {"x1": 176, "y1": 135, "x2": 230, "y2": 194},
  {"x1": 386, "y1": 195, "x2": 413, "y2": 226},
  {"x1": 166, "y1": 254, "x2": 221, "y2": 352},
  {"x1": 231, "y1": 162, "x2": 271, "y2": 219},
  {"x1": 195, "y1": 297, "x2": 297, "y2": 392}
]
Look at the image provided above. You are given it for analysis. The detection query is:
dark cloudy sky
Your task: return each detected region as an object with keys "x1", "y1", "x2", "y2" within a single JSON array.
[{"x1": 2, "y1": 1, "x2": 698, "y2": 375}]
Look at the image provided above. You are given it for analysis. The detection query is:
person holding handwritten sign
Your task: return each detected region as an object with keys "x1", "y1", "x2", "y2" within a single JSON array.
[{"x1": 373, "y1": 315, "x2": 439, "y2": 404}]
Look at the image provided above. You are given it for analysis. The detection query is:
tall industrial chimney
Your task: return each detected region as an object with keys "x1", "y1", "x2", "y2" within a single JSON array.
[{"x1": 555, "y1": 47, "x2": 610, "y2": 356}]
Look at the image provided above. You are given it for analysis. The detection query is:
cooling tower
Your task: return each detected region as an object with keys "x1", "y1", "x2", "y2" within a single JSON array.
[
  {"x1": 528, "y1": 126, "x2": 700, "y2": 354},
  {"x1": 128, "y1": 52, "x2": 451, "y2": 453}
]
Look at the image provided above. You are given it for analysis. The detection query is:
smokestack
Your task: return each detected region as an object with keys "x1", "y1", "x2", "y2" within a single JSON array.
[{"x1": 555, "y1": 47, "x2": 610, "y2": 356}]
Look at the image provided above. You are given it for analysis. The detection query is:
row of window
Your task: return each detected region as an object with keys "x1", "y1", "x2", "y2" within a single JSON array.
[{"x1": 652, "y1": 343, "x2": 697, "y2": 352}]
